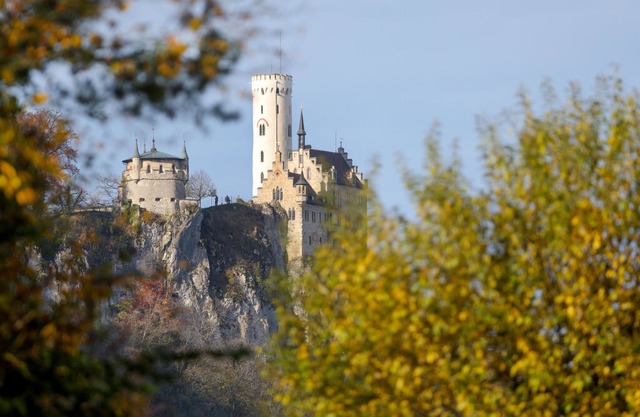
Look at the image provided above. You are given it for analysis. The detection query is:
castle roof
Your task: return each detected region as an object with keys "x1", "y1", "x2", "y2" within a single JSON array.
[
  {"x1": 294, "y1": 172, "x2": 310, "y2": 187},
  {"x1": 297, "y1": 110, "x2": 306, "y2": 136},
  {"x1": 309, "y1": 149, "x2": 363, "y2": 188},
  {"x1": 122, "y1": 147, "x2": 185, "y2": 163}
]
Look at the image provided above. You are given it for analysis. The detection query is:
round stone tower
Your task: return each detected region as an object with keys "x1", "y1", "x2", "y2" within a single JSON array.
[{"x1": 251, "y1": 73, "x2": 293, "y2": 197}]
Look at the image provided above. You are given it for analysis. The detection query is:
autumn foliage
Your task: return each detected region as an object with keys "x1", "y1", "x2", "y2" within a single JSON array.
[
  {"x1": 0, "y1": 1, "x2": 262, "y2": 415},
  {"x1": 267, "y1": 77, "x2": 640, "y2": 417}
]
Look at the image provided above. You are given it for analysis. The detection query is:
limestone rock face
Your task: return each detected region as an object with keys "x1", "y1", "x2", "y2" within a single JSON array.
[
  {"x1": 164, "y1": 204, "x2": 285, "y2": 345},
  {"x1": 64, "y1": 203, "x2": 287, "y2": 346}
]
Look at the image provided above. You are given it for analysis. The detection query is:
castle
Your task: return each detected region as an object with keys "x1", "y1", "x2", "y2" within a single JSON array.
[
  {"x1": 120, "y1": 137, "x2": 196, "y2": 214},
  {"x1": 249, "y1": 74, "x2": 366, "y2": 259},
  {"x1": 121, "y1": 73, "x2": 366, "y2": 260}
]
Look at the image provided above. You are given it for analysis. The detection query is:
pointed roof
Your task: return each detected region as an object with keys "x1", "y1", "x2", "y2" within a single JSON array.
[
  {"x1": 181, "y1": 140, "x2": 189, "y2": 159},
  {"x1": 133, "y1": 139, "x2": 140, "y2": 158},
  {"x1": 297, "y1": 109, "x2": 306, "y2": 136},
  {"x1": 294, "y1": 172, "x2": 310, "y2": 187}
]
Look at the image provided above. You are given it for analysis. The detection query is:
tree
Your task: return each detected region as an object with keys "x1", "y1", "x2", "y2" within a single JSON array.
[
  {"x1": 0, "y1": 1, "x2": 264, "y2": 415},
  {"x1": 91, "y1": 175, "x2": 123, "y2": 207},
  {"x1": 15, "y1": 109, "x2": 86, "y2": 214},
  {"x1": 115, "y1": 278, "x2": 271, "y2": 417},
  {"x1": 267, "y1": 76, "x2": 640, "y2": 417},
  {"x1": 0, "y1": 0, "x2": 259, "y2": 121},
  {"x1": 186, "y1": 169, "x2": 216, "y2": 207}
]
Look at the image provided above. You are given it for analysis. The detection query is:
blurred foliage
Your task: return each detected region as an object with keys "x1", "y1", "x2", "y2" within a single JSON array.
[
  {"x1": 267, "y1": 76, "x2": 640, "y2": 417},
  {"x1": 0, "y1": 0, "x2": 261, "y2": 121},
  {"x1": 0, "y1": 0, "x2": 267, "y2": 415}
]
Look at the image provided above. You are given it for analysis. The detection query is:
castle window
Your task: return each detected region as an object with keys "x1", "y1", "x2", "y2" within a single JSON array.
[
  {"x1": 304, "y1": 210, "x2": 309, "y2": 222},
  {"x1": 307, "y1": 167, "x2": 311, "y2": 179},
  {"x1": 155, "y1": 197, "x2": 161, "y2": 202},
  {"x1": 159, "y1": 165, "x2": 163, "y2": 173},
  {"x1": 261, "y1": 105, "x2": 263, "y2": 114},
  {"x1": 276, "y1": 104, "x2": 279, "y2": 114},
  {"x1": 260, "y1": 151, "x2": 264, "y2": 162},
  {"x1": 139, "y1": 198, "x2": 145, "y2": 202},
  {"x1": 172, "y1": 164, "x2": 175, "y2": 173},
  {"x1": 146, "y1": 165, "x2": 151, "y2": 173},
  {"x1": 312, "y1": 212, "x2": 316, "y2": 223},
  {"x1": 319, "y1": 237, "x2": 322, "y2": 244},
  {"x1": 288, "y1": 124, "x2": 291, "y2": 137},
  {"x1": 259, "y1": 124, "x2": 265, "y2": 136},
  {"x1": 292, "y1": 209, "x2": 296, "y2": 220},
  {"x1": 261, "y1": 172, "x2": 264, "y2": 183},
  {"x1": 261, "y1": 88, "x2": 264, "y2": 95},
  {"x1": 170, "y1": 198, "x2": 176, "y2": 202},
  {"x1": 309, "y1": 236, "x2": 312, "y2": 245}
]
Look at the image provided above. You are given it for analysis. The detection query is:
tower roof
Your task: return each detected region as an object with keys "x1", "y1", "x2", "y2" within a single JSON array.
[
  {"x1": 294, "y1": 172, "x2": 310, "y2": 187},
  {"x1": 133, "y1": 139, "x2": 140, "y2": 158},
  {"x1": 181, "y1": 140, "x2": 189, "y2": 159},
  {"x1": 122, "y1": 146, "x2": 185, "y2": 163},
  {"x1": 297, "y1": 109, "x2": 306, "y2": 136}
]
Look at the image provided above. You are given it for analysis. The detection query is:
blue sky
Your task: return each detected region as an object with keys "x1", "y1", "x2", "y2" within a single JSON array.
[{"x1": 82, "y1": 0, "x2": 640, "y2": 213}]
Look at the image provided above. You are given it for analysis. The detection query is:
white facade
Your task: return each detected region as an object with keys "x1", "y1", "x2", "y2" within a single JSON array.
[{"x1": 251, "y1": 74, "x2": 293, "y2": 197}]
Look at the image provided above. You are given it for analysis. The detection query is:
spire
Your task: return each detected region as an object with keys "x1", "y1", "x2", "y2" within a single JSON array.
[
  {"x1": 150, "y1": 128, "x2": 157, "y2": 152},
  {"x1": 181, "y1": 139, "x2": 189, "y2": 159},
  {"x1": 133, "y1": 138, "x2": 140, "y2": 158},
  {"x1": 297, "y1": 108, "x2": 306, "y2": 150}
]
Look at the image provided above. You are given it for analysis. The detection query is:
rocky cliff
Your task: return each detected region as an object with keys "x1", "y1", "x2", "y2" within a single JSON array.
[{"x1": 65, "y1": 203, "x2": 287, "y2": 346}]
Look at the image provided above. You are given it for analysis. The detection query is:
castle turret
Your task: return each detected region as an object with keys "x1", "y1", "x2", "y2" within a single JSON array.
[
  {"x1": 181, "y1": 140, "x2": 189, "y2": 181},
  {"x1": 121, "y1": 136, "x2": 190, "y2": 214},
  {"x1": 132, "y1": 139, "x2": 141, "y2": 181},
  {"x1": 251, "y1": 73, "x2": 293, "y2": 196}
]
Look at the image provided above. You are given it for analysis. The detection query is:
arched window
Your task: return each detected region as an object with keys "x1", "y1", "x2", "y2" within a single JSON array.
[
  {"x1": 279, "y1": 188, "x2": 283, "y2": 200},
  {"x1": 159, "y1": 165, "x2": 163, "y2": 173},
  {"x1": 260, "y1": 151, "x2": 264, "y2": 162},
  {"x1": 146, "y1": 164, "x2": 151, "y2": 173}
]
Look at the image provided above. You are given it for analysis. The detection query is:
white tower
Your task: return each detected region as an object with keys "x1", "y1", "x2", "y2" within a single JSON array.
[{"x1": 251, "y1": 73, "x2": 293, "y2": 196}]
